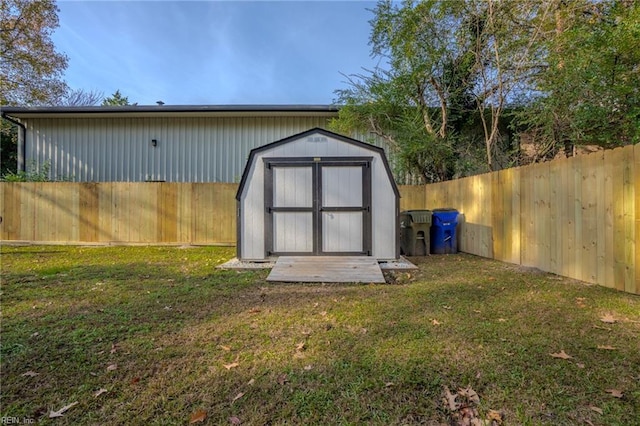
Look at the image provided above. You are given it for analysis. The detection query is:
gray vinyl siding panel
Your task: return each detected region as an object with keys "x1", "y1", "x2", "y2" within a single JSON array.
[{"x1": 25, "y1": 116, "x2": 357, "y2": 182}]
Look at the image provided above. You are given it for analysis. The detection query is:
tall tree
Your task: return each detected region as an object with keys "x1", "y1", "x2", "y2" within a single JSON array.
[
  {"x1": 333, "y1": 0, "x2": 468, "y2": 183},
  {"x1": 521, "y1": 0, "x2": 640, "y2": 156},
  {"x1": 102, "y1": 90, "x2": 131, "y2": 106},
  {"x1": 61, "y1": 88, "x2": 104, "y2": 106},
  {"x1": 332, "y1": 0, "x2": 543, "y2": 181},
  {"x1": 1, "y1": 0, "x2": 68, "y2": 175},
  {"x1": 0, "y1": 0, "x2": 68, "y2": 106},
  {"x1": 466, "y1": 0, "x2": 552, "y2": 169}
]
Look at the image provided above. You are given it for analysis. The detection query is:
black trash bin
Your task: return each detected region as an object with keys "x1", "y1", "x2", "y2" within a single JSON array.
[
  {"x1": 400, "y1": 210, "x2": 432, "y2": 256},
  {"x1": 430, "y1": 208, "x2": 459, "y2": 254}
]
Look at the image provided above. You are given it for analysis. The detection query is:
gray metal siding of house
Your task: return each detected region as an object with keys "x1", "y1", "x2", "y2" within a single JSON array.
[{"x1": 25, "y1": 116, "x2": 373, "y2": 182}]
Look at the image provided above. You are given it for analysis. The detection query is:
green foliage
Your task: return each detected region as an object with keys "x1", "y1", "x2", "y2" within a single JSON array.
[
  {"x1": 333, "y1": 0, "x2": 532, "y2": 182},
  {"x1": 336, "y1": 0, "x2": 638, "y2": 179},
  {"x1": 1, "y1": 121, "x2": 18, "y2": 175},
  {"x1": 102, "y1": 89, "x2": 131, "y2": 106},
  {"x1": 0, "y1": 0, "x2": 69, "y2": 106},
  {"x1": 518, "y1": 0, "x2": 640, "y2": 154},
  {"x1": 1, "y1": 160, "x2": 51, "y2": 182}
]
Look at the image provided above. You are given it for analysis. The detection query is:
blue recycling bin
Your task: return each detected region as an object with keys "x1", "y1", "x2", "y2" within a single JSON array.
[{"x1": 430, "y1": 208, "x2": 459, "y2": 254}]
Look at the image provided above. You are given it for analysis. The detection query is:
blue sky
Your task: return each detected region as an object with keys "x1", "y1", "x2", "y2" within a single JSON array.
[{"x1": 52, "y1": 0, "x2": 380, "y2": 106}]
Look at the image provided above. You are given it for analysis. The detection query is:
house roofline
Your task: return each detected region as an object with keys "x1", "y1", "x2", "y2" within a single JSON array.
[{"x1": 0, "y1": 104, "x2": 341, "y2": 119}]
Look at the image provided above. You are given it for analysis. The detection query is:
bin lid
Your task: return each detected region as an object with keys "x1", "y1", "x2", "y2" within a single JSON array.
[
  {"x1": 401, "y1": 210, "x2": 432, "y2": 223},
  {"x1": 432, "y1": 208, "x2": 458, "y2": 212}
]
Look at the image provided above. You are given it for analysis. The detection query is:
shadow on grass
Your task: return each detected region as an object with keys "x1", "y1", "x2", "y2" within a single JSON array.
[{"x1": 1, "y1": 252, "x2": 638, "y2": 424}]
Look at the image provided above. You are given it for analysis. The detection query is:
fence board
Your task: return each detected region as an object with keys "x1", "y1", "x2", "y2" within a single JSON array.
[
  {"x1": 603, "y1": 150, "x2": 615, "y2": 288},
  {"x1": 538, "y1": 163, "x2": 551, "y2": 272},
  {"x1": 80, "y1": 183, "x2": 99, "y2": 242},
  {"x1": 177, "y1": 183, "x2": 193, "y2": 242},
  {"x1": 594, "y1": 152, "x2": 606, "y2": 286},
  {"x1": 399, "y1": 186, "x2": 426, "y2": 211},
  {"x1": 549, "y1": 159, "x2": 562, "y2": 274},
  {"x1": 622, "y1": 145, "x2": 636, "y2": 293},
  {"x1": 491, "y1": 171, "x2": 504, "y2": 261},
  {"x1": 520, "y1": 166, "x2": 533, "y2": 267},
  {"x1": 98, "y1": 183, "x2": 113, "y2": 242},
  {"x1": 159, "y1": 183, "x2": 178, "y2": 243},
  {"x1": 510, "y1": 167, "x2": 522, "y2": 265},
  {"x1": 612, "y1": 148, "x2": 625, "y2": 290},
  {"x1": 573, "y1": 156, "x2": 585, "y2": 281},
  {"x1": 1, "y1": 184, "x2": 18, "y2": 240},
  {"x1": 581, "y1": 153, "x2": 598, "y2": 283},
  {"x1": 611, "y1": 148, "x2": 626, "y2": 291},
  {"x1": 635, "y1": 143, "x2": 640, "y2": 295}
]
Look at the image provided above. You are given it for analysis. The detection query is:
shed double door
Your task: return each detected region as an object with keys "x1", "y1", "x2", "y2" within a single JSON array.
[{"x1": 264, "y1": 157, "x2": 372, "y2": 256}]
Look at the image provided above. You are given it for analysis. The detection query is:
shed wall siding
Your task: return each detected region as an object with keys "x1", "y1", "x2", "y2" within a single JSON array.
[
  {"x1": 239, "y1": 135, "x2": 397, "y2": 260},
  {"x1": 26, "y1": 116, "x2": 344, "y2": 182}
]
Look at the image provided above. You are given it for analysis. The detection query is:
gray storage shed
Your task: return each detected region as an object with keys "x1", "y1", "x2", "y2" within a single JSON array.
[{"x1": 235, "y1": 128, "x2": 400, "y2": 261}]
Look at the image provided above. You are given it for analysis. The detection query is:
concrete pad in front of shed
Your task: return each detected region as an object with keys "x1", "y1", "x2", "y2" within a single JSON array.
[{"x1": 267, "y1": 256, "x2": 386, "y2": 283}]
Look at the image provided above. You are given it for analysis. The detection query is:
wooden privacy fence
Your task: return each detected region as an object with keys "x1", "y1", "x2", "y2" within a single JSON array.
[
  {"x1": 1, "y1": 144, "x2": 638, "y2": 295},
  {"x1": 402, "y1": 144, "x2": 639, "y2": 296},
  {"x1": 0, "y1": 183, "x2": 238, "y2": 245}
]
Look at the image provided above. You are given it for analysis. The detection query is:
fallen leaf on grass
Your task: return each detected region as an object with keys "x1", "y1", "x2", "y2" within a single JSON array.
[
  {"x1": 577, "y1": 363, "x2": 585, "y2": 369},
  {"x1": 247, "y1": 378, "x2": 255, "y2": 385},
  {"x1": 295, "y1": 342, "x2": 306, "y2": 352},
  {"x1": 597, "y1": 345, "x2": 617, "y2": 350},
  {"x1": 593, "y1": 325, "x2": 612, "y2": 331},
  {"x1": 248, "y1": 308, "x2": 261, "y2": 314},
  {"x1": 189, "y1": 409, "x2": 207, "y2": 423},
  {"x1": 458, "y1": 386, "x2": 480, "y2": 404},
  {"x1": 49, "y1": 401, "x2": 78, "y2": 418},
  {"x1": 605, "y1": 389, "x2": 624, "y2": 398},
  {"x1": 223, "y1": 362, "x2": 239, "y2": 370},
  {"x1": 130, "y1": 377, "x2": 140, "y2": 385},
  {"x1": 443, "y1": 386, "x2": 459, "y2": 411},
  {"x1": 231, "y1": 392, "x2": 245, "y2": 404},
  {"x1": 110, "y1": 343, "x2": 119, "y2": 354},
  {"x1": 431, "y1": 319, "x2": 441, "y2": 326},
  {"x1": 600, "y1": 314, "x2": 617, "y2": 324},
  {"x1": 442, "y1": 305, "x2": 452, "y2": 310},
  {"x1": 589, "y1": 406, "x2": 603, "y2": 415},
  {"x1": 497, "y1": 318, "x2": 507, "y2": 322},
  {"x1": 94, "y1": 388, "x2": 108, "y2": 397},
  {"x1": 487, "y1": 409, "x2": 503, "y2": 424},
  {"x1": 550, "y1": 350, "x2": 573, "y2": 360},
  {"x1": 220, "y1": 345, "x2": 231, "y2": 351},
  {"x1": 21, "y1": 371, "x2": 39, "y2": 377},
  {"x1": 229, "y1": 416, "x2": 242, "y2": 425},
  {"x1": 277, "y1": 373, "x2": 288, "y2": 385},
  {"x1": 107, "y1": 363, "x2": 118, "y2": 371}
]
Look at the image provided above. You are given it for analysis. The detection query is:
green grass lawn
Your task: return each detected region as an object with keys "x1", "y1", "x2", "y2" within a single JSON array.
[{"x1": 1, "y1": 245, "x2": 638, "y2": 425}]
